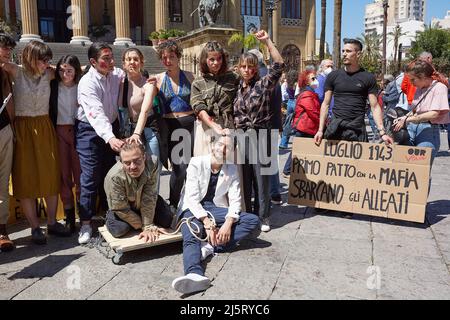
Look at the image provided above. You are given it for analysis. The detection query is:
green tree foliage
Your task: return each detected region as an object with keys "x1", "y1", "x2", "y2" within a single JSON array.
[
  {"x1": 388, "y1": 24, "x2": 407, "y2": 69},
  {"x1": 357, "y1": 32, "x2": 382, "y2": 74},
  {"x1": 228, "y1": 32, "x2": 265, "y2": 52},
  {"x1": 410, "y1": 24, "x2": 450, "y2": 73},
  {"x1": 0, "y1": 18, "x2": 21, "y2": 39}
]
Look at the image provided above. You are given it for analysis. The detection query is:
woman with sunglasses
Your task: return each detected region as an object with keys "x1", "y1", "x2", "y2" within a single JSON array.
[{"x1": 283, "y1": 69, "x2": 321, "y2": 177}]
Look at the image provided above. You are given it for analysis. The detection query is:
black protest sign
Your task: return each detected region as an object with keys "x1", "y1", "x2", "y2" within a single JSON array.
[{"x1": 288, "y1": 138, "x2": 432, "y2": 223}]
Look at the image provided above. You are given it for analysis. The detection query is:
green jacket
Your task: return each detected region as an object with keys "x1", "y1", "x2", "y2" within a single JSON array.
[
  {"x1": 190, "y1": 71, "x2": 240, "y2": 129},
  {"x1": 104, "y1": 159, "x2": 158, "y2": 230}
]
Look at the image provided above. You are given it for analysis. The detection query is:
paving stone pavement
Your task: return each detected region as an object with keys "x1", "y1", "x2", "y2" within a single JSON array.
[{"x1": 1, "y1": 134, "x2": 449, "y2": 300}]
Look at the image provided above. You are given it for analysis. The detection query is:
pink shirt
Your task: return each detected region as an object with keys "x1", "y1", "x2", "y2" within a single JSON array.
[{"x1": 414, "y1": 81, "x2": 449, "y2": 125}]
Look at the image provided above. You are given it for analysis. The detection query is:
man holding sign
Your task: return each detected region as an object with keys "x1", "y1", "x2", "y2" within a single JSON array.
[
  {"x1": 314, "y1": 38, "x2": 393, "y2": 146},
  {"x1": 311, "y1": 38, "x2": 393, "y2": 218}
]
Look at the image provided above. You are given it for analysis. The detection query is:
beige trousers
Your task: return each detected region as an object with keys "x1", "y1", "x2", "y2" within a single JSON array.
[{"x1": 0, "y1": 125, "x2": 13, "y2": 224}]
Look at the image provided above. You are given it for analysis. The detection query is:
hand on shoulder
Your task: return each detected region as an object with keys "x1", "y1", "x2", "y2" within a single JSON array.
[{"x1": 184, "y1": 70, "x2": 195, "y2": 83}]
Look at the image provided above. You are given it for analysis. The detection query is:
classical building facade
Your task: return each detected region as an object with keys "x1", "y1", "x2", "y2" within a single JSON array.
[{"x1": 1, "y1": 0, "x2": 316, "y2": 72}]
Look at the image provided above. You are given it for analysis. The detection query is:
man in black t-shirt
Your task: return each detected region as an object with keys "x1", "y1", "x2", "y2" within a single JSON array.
[{"x1": 314, "y1": 38, "x2": 393, "y2": 145}]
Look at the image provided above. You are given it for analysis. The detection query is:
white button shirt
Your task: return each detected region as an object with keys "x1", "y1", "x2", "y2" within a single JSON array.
[{"x1": 77, "y1": 66, "x2": 125, "y2": 143}]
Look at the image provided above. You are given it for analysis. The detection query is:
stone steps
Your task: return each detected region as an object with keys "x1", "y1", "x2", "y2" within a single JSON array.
[{"x1": 14, "y1": 43, "x2": 165, "y2": 75}]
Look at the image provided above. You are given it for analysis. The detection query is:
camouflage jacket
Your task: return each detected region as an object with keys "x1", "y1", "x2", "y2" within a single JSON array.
[
  {"x1": 104, "y1": 159, "x2": 158, "y2": 230},
  {"x1": 190, "y1": 71, "x2": 240, "y2": 129}
]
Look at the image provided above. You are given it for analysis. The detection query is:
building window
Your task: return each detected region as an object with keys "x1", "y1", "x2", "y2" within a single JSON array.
[
  {"x1": 282, "y1": 0, "x2": 301, "y2": 19},
  {"x1": 241, "y1": 0, "x2": 263, "y2": 16},
  {"x1": 40, "y1": 18, "x2": 55, "y2": 42},
  {"x1": 169, "y1": 0, "x2": 182, "y2": 22},
  {"x1": 37, "y1": 0, "x2": 71, "y2": 42}
]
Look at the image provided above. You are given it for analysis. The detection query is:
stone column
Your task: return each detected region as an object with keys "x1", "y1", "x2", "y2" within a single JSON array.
[
  {"x1": 272, "y1": 7, "x2": 279, "y2": 47},
  {"x1": 155, "y1": 0, "x2": 168, "y2": 31},
  {"x1": 143, "y1": 0, "x2": 153, "y2": 45},
  {"x1": 19, "y1": 0, "x2": 42, "y2": 43},
  {"x1": 114, "y1": 0, "x2": 135, "y2": 46},
  {"x1": 70, "y1": 0, "x2": 92, "y2": 45},
  {"x1": 305, "y1": 0, "x2": 316, "y2": 61}
]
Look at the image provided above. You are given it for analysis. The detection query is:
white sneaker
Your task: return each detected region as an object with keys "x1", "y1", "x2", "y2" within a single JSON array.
[
  {"x1": 200, "y1": 242, "x2": 214, "y2": 261},
  {"x1": 78, "y1": 224, "x2": 92, "y2": 245},
  {"x1": 172, "y1": 273, "x2": 211, "y2": 294},
  {"x1": 261, "y1": 218, "x2": 271, "y2": 232}
]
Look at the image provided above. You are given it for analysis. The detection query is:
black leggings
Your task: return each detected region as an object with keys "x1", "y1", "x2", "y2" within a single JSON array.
[{"x1": 164, "y1": 115, "x2": 195, "y2": 207}]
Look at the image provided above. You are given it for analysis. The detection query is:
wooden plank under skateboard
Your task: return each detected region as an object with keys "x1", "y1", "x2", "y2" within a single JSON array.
[{"x1": 98, "y1": 226, "x2": 183, "y2": 253}]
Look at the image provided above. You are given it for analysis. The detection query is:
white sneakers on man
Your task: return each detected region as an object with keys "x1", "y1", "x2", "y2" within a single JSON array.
[
  {"x1": 78, "y1": 224, "x2": 92, "y2": 245},
  {"x1": 172, "y1": 273, "x2": 211, "y2": 294},
  {"x1": 201, "y1": 242, "x2": 215, "y2": 261},
  {"x1": 261, "y1": 218, "x2": 271, "y2": 232}
]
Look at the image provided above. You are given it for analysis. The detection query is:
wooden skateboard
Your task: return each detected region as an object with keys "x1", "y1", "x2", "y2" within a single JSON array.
[{"x1": 97, "y1": 226, "x2": 183, "y2": 264}]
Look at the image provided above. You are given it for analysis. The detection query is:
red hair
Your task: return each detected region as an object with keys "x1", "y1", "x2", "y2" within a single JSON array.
[{"x1": 298, "y1": 70, "x2": 316, "y2": 89}]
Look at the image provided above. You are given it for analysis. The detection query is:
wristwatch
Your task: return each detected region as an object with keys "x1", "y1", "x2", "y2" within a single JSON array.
[{"x1": 378, "y1": 128, "x2": 386, "y2": 136}]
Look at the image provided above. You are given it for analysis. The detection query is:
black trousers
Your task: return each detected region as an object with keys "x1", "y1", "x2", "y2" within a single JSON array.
[
  {"x1": 164, "y1": 115, "x2": 195, "y2": 207},
  {"x1": 240, "y1": 129, "x2": 272, "y2": 220}
]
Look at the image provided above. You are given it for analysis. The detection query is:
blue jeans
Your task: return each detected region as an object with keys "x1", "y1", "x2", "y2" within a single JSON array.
[
  {"x1": 279, "y1": 99, "x2": 295, "y2": 148},
  {"x1": 283, "y1": 131, "x2": 314, "y2": 175},
  {"x1": 279, "y1": 134, "x2": 290, "y2": 148},
  {"x1": 407, "y1": 122, "x2": 441, "y2": 165},
  {"x1": 142, "y1": 127, "x2": 161, "y2": 188},
  {"x1": 179, "y1": 203, "x2": 260, "y2": 276},
  {"x1": 270, "y1": 172, "x2": 281, "y2": 198},
  {"x1": 367, "y1": 109, "x2": 379, "y2": 140}
]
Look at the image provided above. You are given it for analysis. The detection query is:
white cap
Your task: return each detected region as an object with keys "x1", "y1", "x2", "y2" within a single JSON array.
[{"x1": 247, "y1": 49, "x2": 264, "y2": 66}]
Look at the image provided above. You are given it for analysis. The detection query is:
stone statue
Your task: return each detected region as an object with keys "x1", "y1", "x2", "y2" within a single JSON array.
[{"x1": 193, "y1": 0, "x2": 224, "y2": 28}]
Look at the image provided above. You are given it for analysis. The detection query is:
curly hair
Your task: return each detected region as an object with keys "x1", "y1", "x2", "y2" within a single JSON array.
[{"x1": 157, "y1": 40, "x2": 182, "y2": 60}]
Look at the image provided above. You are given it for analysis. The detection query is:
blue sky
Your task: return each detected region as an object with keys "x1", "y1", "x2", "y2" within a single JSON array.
[{"x1": 316, "y1": 0, "x2": 449, "y2": 48}]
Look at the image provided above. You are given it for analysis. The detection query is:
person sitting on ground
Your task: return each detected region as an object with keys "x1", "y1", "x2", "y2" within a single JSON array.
[
  {"x1": 104, "y1": 141, "x2": 174, "y2": 242},
  {"x1": 171, "y1": 135, "x2": 260, "y2": 295}
]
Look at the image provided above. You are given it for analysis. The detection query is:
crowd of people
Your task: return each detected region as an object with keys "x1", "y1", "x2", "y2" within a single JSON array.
[{"x1": 0, "y1": 30, "x2": 449, "y2": 295}]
